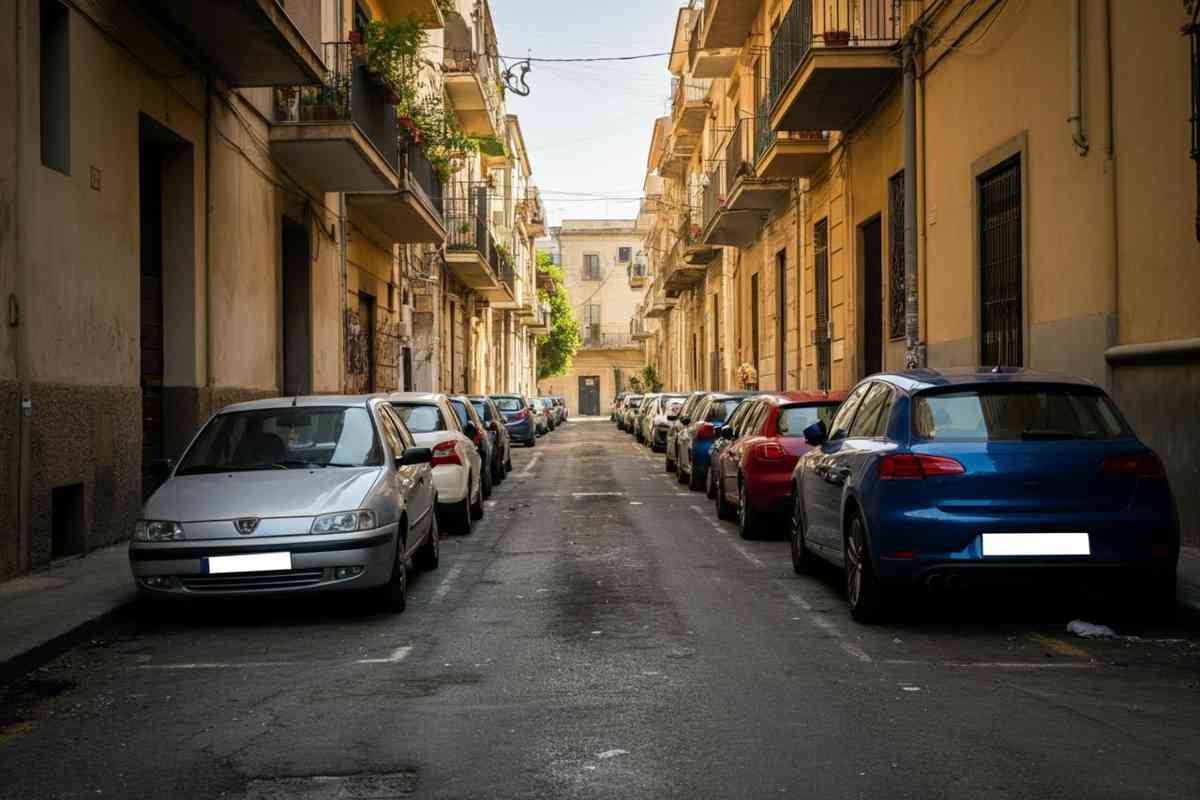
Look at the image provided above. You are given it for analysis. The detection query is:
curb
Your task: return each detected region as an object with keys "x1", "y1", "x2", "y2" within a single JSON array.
[{"x1": 0, "y1": 596, "x2": 137, "y2": 686}]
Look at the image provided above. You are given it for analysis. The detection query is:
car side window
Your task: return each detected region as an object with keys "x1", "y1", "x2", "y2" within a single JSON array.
[
  {"x1": 388, "y1": 407, "x2": 416, "y2": 449},
  {"x1": 747, "y1": 402, "x2": 770, "y2": 436},
  {"x1": 724, "y1": 401, "x2": 751, "y2": 435},
  {"x1": 849, "y1": 383, "x2": 891, "y2": 438},
  {"x1": 376, "y1": 407, "x2": 405, "y2": 459},
  {"x1": 737, "y1": 402, "x2": 762, "y2": 436},
  {"x1": 829, "y1": 383, "x2": 871, "y2": 440},
  {"x1": 441, "y1": 401, "x2": 462, "y2": 432},
  {"x1": 871, "y1": 387, "x2": 896, "y2": 438}
]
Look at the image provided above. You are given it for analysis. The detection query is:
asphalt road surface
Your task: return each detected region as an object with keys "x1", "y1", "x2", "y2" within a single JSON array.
[{"x1": 3, "y1": 418, "x2": 1199, "y2": 799}]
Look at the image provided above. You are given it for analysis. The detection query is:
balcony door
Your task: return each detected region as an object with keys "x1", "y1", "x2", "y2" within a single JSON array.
[{"x1": 861, "y1": 216, "x2": 883, "y2": 377}]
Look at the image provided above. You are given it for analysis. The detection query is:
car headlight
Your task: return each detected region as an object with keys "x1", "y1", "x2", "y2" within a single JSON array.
[
  {"x1": 133, "y1": 520, "x2": 184, "y2": 542},
  {"x1": 311, "y1": 510, "x2": 377, "y2": 534}
]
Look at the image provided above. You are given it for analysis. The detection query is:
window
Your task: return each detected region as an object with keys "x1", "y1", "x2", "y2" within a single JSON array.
[
  {"x1": 493, "y1": 397, "x2": 523, "y2": 412},
  {"x1": 750, "y1": 273, "x2": 760, "y2": 368},
  {"x1": 617, "y1": 246, "x2": 632, "y2": 263},
  {"x1": 828, "y1": 383, "x2": 871, "y2": 440},
  {"x1": 848, "y1": 383, "x2": 893, "y2": 438},
  {"x1": 912, "y1": 387, "x2": 1128, "y2": 442},
  {"x1": 814, "y1": 219, "x2": 831, "y2": 390},
  {"x1": 776, "y1": 250, "x2": 787, "y2": 390},
  {"x1": 742, "y1": 402, "x2": 768, "y2": 437},
  {"x1": 888, "y1": 171, "x2": 906, "y2": 340},
  {"x1": 40, "y1": 0, "x2": 70, "y2": 175},
  {"x1": 471, "y1": 401, "x2": 493, "y2": 422},
  {"x1": 777, "y1": 404, "x2": 839, "y2": 437},
  {"x1": 377, "y1": 408, "x2": 406, "y2": 458},
  {"x1": 392, "y1": 403, "x2": 447, "y2": 433},
  {"x1": 583, "y1": 254, "x2": 601, "y2": 280},
  {"x1": 979, "y1": 156, "x2": 1023, "y2": 367},
  {"x1": 725, "y1": 401, "x2": 755, "y2": 436},
  {"x1": 583, "y1": 304, "x2": 601, "y2": 342}
]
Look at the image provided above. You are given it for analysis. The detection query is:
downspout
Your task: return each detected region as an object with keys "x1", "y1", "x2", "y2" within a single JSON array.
[
  {"x1": 903, "y1": 36, "x2": 923, "y2": 367},
  {"x1": 1069, "y1": 0, "x2": 1090, "y2": 156},
  {"x1": 1102, "y1": 0, "x2": 1119, "y2": 386},
  {"x1": 15, "y1": 0, "x2": 32, "y2": 572},
  {"x1": 338, "y1": 194, "x2": 348, "y2": 393},
  {"x1": 204, "y1": 79, "x2": 213, "y2": 402}
]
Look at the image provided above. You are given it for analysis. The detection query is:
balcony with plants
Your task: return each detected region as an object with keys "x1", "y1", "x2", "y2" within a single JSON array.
[
  {"x1": 768, "y1": 0, "x2": 902, "y2": 134},
  {"x1": 444, "y1": 182, "x2": 505, "y2": 294},
  {"x1": 442, "y1": 8, "x2": 506, "y2": 138}
]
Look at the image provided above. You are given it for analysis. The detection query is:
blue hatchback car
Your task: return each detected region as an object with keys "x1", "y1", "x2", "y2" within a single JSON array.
[
  {"x1": 491, "y1": 394, "x2": 536, "y2": 447},
  {"x1": 677, "y1": 392, "x2": 754, "y2": 491},
  {"x1": 790, "y1": 369, "x2": 1180, "y2": 623}
]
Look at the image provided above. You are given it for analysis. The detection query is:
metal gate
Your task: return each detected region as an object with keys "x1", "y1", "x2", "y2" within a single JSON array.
[
  {"x1": 979, "y1": 157, "x2": 1023, "y2": 367},
  {"x1": 814, "y1": 219, "x2": 831, "y2": 390},
  {"x1": 579, "y1": 376, "x2": 600, "y2": 416}
]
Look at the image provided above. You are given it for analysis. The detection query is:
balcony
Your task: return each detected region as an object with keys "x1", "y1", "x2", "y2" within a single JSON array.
[
  {"x1": 627, "y1": 258, "x2": 648, "y2": 288},
  {"x1": 516, "y1": 188, "x2": 546, "y2": 237},
  {"x1": 348, "y1": 142, "x2": 446, "y2": 244},
  {"x1": 528, "y1": 302, "x2": 552, "y2": 335},
  {"x1": 150, "y1": 0, "x2": 325, "y2": 87},
  {"x1": 702, "y1": 117, "x2": 794, "y2": 248},
  {"x1": 769, "y1": 0, "x2": 901, "y2": 133},
  {"x1": 671, "y1": 77, "x2": 712, "y2": 135},
  {"x1": 374, "y1": 0, "x2": 445, "y2": 28},
  {"x1": 444, "y1": 187, "x2": 503, "y2": 293},
  {"x1": 581, "y1": 328, "x2": 641, "y2": 351},
  {"x1": 688, "y1": 1, "x2": 740, "y2": 79},
  {"x1": 631, "y1": 315, "x2": 654, "y2": 341},
  {"x1": 443, "y1": 14, "x2": 505, "y2": 137},
  {"x1": 643, "y1": 280, "x2": 677, "y2": 318},
  {"x1": 701, "y1": 0, "x2": 761, "y2": 49},
  {"x1": 480, "y1": 246, "x2": 519, "y2": 307},
  {"x1": 754, "y1": 98, "x2": 831, "y2": 179},
  {"x1": 270, "y1": 43, "x2": 400, "y2": 193}
]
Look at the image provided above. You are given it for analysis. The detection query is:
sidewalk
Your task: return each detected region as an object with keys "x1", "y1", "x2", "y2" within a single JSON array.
[{"x1": 0, "y1": 543, "x2": 136, "y2": 682}]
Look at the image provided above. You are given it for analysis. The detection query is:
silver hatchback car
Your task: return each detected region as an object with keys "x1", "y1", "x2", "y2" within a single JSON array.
[{"x1": 129, "y1": 396, "x2": 439, "y2": 612}]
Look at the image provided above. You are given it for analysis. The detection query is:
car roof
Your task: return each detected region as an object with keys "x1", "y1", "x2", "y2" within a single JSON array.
[
  {"x1": 707, "y1": 391, "x2": 756, "y2": 400},
  {"x1": 875, "y1": 367, "x2": 1099, "y2": 393},
  {"x1": 219, "y1": 395, "x2": 379, "y2": 414},
  {"x1": 386, "y1": 392, "x2": 446, "y2": 404},
  {"x1": 762, "y1": 390, "x2": 849, "y2": 405}
]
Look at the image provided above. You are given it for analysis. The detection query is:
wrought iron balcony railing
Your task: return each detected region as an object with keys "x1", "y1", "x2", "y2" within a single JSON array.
[
  {"x1": 445, "y1": 184, "x2": 496, "y2": 261},
  {"x1": 402, "y1": 142, "x2": 443, "y2": 218}
]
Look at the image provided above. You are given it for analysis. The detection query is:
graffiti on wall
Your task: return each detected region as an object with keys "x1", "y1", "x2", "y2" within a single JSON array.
[{"x1": 344, "y1": 309, "x2": 401, "y2": 394}]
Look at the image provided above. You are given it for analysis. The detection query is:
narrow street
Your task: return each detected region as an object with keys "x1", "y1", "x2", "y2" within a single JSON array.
[{"x1": 2, "y1": 418, "x2": 1199, "y2": 800}]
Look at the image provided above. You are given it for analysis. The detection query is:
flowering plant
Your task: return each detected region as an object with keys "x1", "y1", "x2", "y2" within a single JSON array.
[{"x1": 737, "y1": 362, "x2": 758, "y2": 389}]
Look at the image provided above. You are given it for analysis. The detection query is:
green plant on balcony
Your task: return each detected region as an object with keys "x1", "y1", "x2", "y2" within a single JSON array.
[{"x1": 359, "y1": 19, "x2": 426, "y2": 95}]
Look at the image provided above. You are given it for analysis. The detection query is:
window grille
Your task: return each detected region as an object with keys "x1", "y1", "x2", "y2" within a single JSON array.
[
  {"x1": 1189, "y1": 13, "x2": 1200, "y2": 241},
  {"x1": 583, "y1": 254, "x2": 601, "y2": 280},
  {"x1": 888, "y1": 171, "x2": 905, "y2": 340},
  {"x1": 978, "y1": 157, "x2": 1023, "y2": 367},
  {"x1": 814, "y1": 219, "x2": 831, "y2": 391}
]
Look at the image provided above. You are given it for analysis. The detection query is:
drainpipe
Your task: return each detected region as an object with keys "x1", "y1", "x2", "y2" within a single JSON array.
[
  {"x1": 1069, "y1": 0, "x2": 1090, "y2": 156},
  {"x1": 902, "y1": 37, "x2": 923, "y2": 367},
  {"x1": 204, "y1": 79, "x2": 213, "y2": 402},
  {"x1": 15, "y1": 0, "x2": 32, "y2": 572},
  {"x1": 1102, "y1": 0, "x2": 1118, "y2": 386},
  {"x1": 338, "y1": 193, "x2": 348, "y2": 393}
]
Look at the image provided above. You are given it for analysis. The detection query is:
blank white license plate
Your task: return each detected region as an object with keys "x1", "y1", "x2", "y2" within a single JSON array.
[
  {"x1": 205, "y1": 552, "x2": 292, "y2": 574},
  {"x1": 981, "y1": 533, "x2": 1090, "y2": 557}
]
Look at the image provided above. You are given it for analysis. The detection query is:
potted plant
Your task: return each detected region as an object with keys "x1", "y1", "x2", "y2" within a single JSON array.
[
  {"x1": 274, "y1": 86, "x2": 298, "y2": 122},
  {"x1": 737, "y1": 362, "x2": 759, "y2": 390}
]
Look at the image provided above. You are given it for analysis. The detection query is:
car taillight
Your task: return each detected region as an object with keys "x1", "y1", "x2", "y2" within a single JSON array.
[
  {"x1": 878, "y1": 454, "x2": 965, "y2": 480},
  {"x1": 1100, "y1": 452, "x2": 1166, "y2": 479},
  {"x1": 755, "y1": 441, "x2": 786, "y2": 460},
  {"x1": 431, "y1": 440, "x2": 461, "y2": 467},
  {"x1": 696, "y1": 423, "x2": 715, "y2": 441},
  {"x1": 514, "y1": 408, "x2": 528, "y2": 420}
]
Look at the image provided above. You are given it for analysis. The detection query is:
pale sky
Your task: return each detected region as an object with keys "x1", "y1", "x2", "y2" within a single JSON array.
[{"x1": 491, "y1": 1, "x2": 683, "y2": 226}]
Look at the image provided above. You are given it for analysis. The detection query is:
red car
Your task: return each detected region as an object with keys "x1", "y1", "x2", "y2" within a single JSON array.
[{"x1": 711, "y1": 391, "x2": 847, "y2": 539}]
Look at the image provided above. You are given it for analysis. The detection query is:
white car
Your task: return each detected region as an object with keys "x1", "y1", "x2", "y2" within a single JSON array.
[
  {"x1": 388, "y1": 393, "x2": 484, "y2": 534},
  {"x1": 129, "y1": 395, "x2": 438, "y2": 612}
]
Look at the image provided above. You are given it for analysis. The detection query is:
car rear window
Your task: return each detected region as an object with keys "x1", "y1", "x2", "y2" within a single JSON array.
[
  {"x1": 450, "y1": 400, "x2": 472, "y2": 426},
  {"x1": 493, "y1": 397, "x2": 522, "y2": 412},
  {"x1": 471, "y1": 401, "x2": 493, "y2": 421},
  {"x1": 778, "y1": 404, "x2": 839, "y2": 437},
  {"x1": 392, "y1": 403, "x2": 446, "y2": 434},
  {"x1": 707, "y1": 399, "x2": 740, "y2": 423},
  {"x1": 912, "y1": 387, "x2": 1128, "y2": 441}
]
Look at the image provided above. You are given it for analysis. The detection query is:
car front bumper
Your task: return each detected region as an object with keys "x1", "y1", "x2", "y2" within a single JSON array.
[{"x1": 129, "y1": 525, "x2": 397, "y2": 597}]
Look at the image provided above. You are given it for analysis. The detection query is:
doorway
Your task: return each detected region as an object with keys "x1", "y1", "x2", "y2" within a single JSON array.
[
  {"x1": 358, "y1": 292, "x2": 377, "y2": 392},
  {"x1": 861, "y1": 216, "x2": 883, "y2": 377},
  {"x1": 814, "y1": 219, "x2": 831, "y2": 390},
  {"x1": 775, "y1": 249, "x2": 787, "y2": 390},
  {"x1": 282, "y1": 216, "x2": 312, "y2": 396},
  {"x1": 579, "y1": 376, "x2": 600, "y2": 416}
]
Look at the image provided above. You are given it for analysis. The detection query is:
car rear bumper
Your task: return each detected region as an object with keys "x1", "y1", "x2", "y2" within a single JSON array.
[
  {"x1": 652, "y1": 426, "x2": 669, "y2": 451},
  {"x1": 744, "y1": 470, "x2": 793, "y2": 513},
  {"x1": 433, "y1": 463, "x2": 470, "y2": 503},
  {"x1": 129, "y1": 526, "x2": 397, "y2": 597}
]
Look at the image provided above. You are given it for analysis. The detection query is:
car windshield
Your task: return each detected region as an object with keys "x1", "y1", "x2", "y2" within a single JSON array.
[
  {"x1": 778, "y1": 404, "x2": 840, "y2": 436},
  {"x1": 177, "y1": 407, "x2": 380, "y2": 474},
  {"x1": 494, "y1": 397, "x2": 523, "y2": 412},
  {"x1": 392, "y1": 403, "x2": 447, "y2": 434},
  {"x1": 912, "y1": 386, "x2": 1129, "y2": 441}
]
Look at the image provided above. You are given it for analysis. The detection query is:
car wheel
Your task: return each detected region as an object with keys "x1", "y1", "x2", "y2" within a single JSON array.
[
  {"x1": 687, "y1": 461, "x2": 704, "y2": 492},
  {"x1": 705, "y1": 464, "x2": 718, "y2": 499},
  {"x1": 414, "y1": 510, "x2": 440, "y2": 572},
  {"x1": 665, "y1": 445, "x2": 676, "y2": 473},
  {"x1": 444, "y1": 492, "x2": 471, "y2": 535},
  {"x1": 481, "y1": 463, "x2": 492, "y2": 500},
  {"x1": 374, "y1": 531, "x2": 408, "y2": 613},
  {"x1": 845, "y1": 513, "x2": 886, "y2": 623},
  {"x1": 677, "y1": 457, "x2": 689, "y2": 484},
  {"x1": 789, "y1": 489, "x2": 816, "y2": 575},
  {"x1": 715, "y1": 472, "x2": 735, "y2": 521},
  {"x1": 470, "y1": 475, "x2": 485, "y2": 520},
  {"x1": 506, "y1": 453, "x2": 514, "y2": 471},
  {"x1": 737, "y1": 480, "x2": 759, "y2": 540}
]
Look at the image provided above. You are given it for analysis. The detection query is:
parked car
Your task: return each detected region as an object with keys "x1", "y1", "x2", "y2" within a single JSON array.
[
  {"x1": 449, "y1": 396, "x2": 494, "y2": 500},
  {"x1": 129, "y1": 395, "x2": 438, "y2": 612},
  {"x1": 556, "y1": 396, "x2": 569, "y2": 423},
  {"x1": 626, "y1": 394, "x2": 652, "y2": 436},
  {"x1": 712, "y1": 391, "x2": 846, "y2": 539},
  {"x1": 790, "y1": 369, "x2": 1180, "y2": 623},
  {"x1": 469, "y1": 395, "x2": 512, "y2": 486},
  {"x1": 665, "y1": 391, "x2": 707, "y2": 472},
  {"x1": 677, "y1": 392, "x2": 753, "y2": 491},
  {"x1": 388, "y1": 393, "x2": 484, "y2": 534},
  {"x1": 611, "y1": 392, "x2": 628, "y2": 422},
  {"x1": 530, "y1": 397, "x2": 550, "y2": 436},
  {"x1": 491, "y1": 394, "x2": 536, "y2": 447},
  {"x1": 633, "y1": 394, "x2": 660, "y2": 444},
  {"x1": 706, "y1": 396, "x2": 762, "y2": 503},
  {"x1": 617, "y1": 394, "x2": 643, "y2": 432},
  {"x1": 642, "y1": 394, "x2": 687, "y2": 451}
]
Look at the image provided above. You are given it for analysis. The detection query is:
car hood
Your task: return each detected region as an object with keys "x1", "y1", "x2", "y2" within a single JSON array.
[{"x1": 146, "y1": 468, "x2": 382, "y2": 522}]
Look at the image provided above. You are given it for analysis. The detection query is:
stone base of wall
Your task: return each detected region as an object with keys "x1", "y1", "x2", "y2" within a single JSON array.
[{"x1": 0, "y1": 380, "x2": 21, "y2": 579}]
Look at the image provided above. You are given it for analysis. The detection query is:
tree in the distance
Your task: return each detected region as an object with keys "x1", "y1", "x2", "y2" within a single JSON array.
[{"x1": 536, "y1": 252, "x2": 581, "y2": 381}]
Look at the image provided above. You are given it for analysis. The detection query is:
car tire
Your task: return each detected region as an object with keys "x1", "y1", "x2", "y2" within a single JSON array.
[
  {"x1": 705, "y1": 465, "x2": 718, "y2": 500},
  {"x1": 506, "y1": 453, "x2": 514, "y2": 471},
  {"x1": 687, "y1": 462, "x2": 704, "y2": 492},
  {"x1": 715, "y1": 473, "x2": 735, "y2": 521},
  {"x1": 470, "y1": 475, "x2": 485, "y2": 520},
  {"x1": 845, "y1": 513, "x2": 887, "y2": 623},
  {"x1": 789, "y1": 489, "x2": 817, "y2": 575},
  {"x1": 374, "y1": 531, "x2": 408, "y2": 613},
  {"x1": 413, "y1": 511, "x2": 440, "y2": 572},
  {"x1": 481, "y1": 464, "x2": 492, "y2": 500},
  {"x1": 444, "y1": 495, "x2": 471, "y2": 535},
  {"x1": 665, "y1": 446, "x2": 676, "y2": 473},
  {"x1": 677, "y1": 458, "x2": 689, "y2": 484},
  {"x1": 737, "y1": 480, "x2": 759, "y2": 540}
]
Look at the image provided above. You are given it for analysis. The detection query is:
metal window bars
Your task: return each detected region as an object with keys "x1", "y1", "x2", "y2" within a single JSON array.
[
  {"x1": 1188, "y1": 11, "x2": 1200, "y2": 241},
  {"x1": 402, "y1": 143, "x2": 444, "y2": 219},
  {"x1": 888, "y1": 171, "x2": 905, "y2": 340},
  {"x1": 978, "y1": 157, "x2": 1023, "y2": 367},
  {"x1": 445, "y1": 183, "x2": 496, "y2": 262}
]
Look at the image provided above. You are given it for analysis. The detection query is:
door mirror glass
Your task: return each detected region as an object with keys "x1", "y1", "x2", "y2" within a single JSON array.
[
  {"x1": 397, "y1": 447, "x2": 433, "y2": 467},
  {"x1": 803, "y1": 420, "x2": 828, "y2": 447}
]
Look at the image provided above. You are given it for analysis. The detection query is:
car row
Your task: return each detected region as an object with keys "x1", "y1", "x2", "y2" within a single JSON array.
[
  {"x1": 129, "y1": 390, "x2": 542, "y2": 612},
  {"x1": 617, "y1": 368, "x2": 1181, "y2": 623}
]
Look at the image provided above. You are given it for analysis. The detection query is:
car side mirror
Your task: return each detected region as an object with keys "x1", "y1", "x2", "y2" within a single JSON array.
[
  {"x1": 462, "y1": 422, "x2": 479, "y2": 441},
  {"x1": 803, "y1": 420, "x2": 828, "y2": 447},
  {"x1": 397, "y1": 447, "x2": 432, "y2": 467},
  {"x1": 721, "y1": 426, "x2": 735, "y2": 440},
  {"x1": 486, "y1": 420, "x2": 498, "y2": 431},
  {"x1": 680, "y1": 416, "x2": 691, "y2": 426}
]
